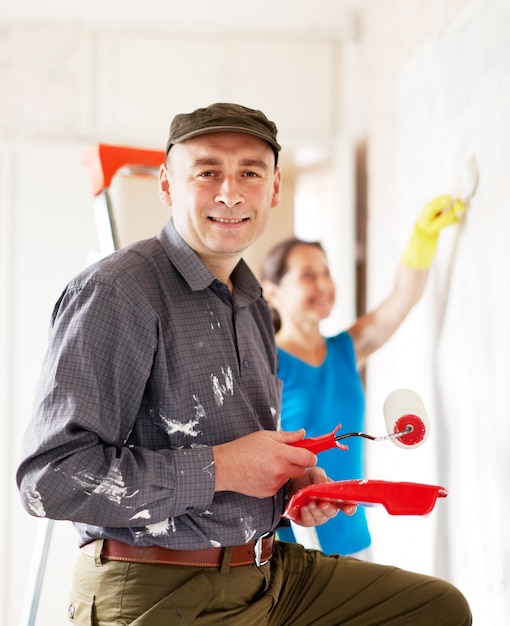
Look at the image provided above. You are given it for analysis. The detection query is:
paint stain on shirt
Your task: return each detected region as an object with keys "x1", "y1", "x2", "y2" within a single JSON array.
[
  {"x1": 145, "y1": 519, "x2": 175, "y2": 537},
  {"x1": 130, "y1": 509, "x2": 151, "y2": 521},
  {"x1": 159, "y1": 409, "x2": 201, "y2": 438},
  {"x1": 211, "y1": 366, "x2": 234, "y2": 406},
  {"x1": 240, "y1": 516, "x2": 257, "y2": 543},
  {"x1": 193, "y1": 395, "x2": 206, "y2": 421},
  {"x1": 202, "y1": 460, "x2": 214, "y2": 478},
  {"x1": 25, "y1": 483, "x2": 46, "y2": 517},
  {"x1": 271, "y1": 406, "x2": 281, "y2": 429},
  {"x1": 206, "y1": 306, "x2": 221, "y2": 330},
  {"x1": 72, "y1": 466, "x2": 129, "y2": 505}
]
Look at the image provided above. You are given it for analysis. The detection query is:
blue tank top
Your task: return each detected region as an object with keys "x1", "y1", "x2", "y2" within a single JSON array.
[{"x1": 277, "y1": 331, "x2": 371, "y2": 555}]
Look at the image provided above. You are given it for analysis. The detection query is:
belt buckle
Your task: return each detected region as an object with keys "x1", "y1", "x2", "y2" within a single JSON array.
[{"x1": 254, "y1": 533, "x2": 269, "y2": 567}]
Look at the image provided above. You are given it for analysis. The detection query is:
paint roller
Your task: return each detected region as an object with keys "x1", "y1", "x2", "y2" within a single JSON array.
[
  {"x1": 454, "y1": 156, "x2": 479, "y2": 206},
  {"x1": 290, "y1": 388, "x2": 429, "y2": 454},
  {"x1": 284, "y1": 390, "x2": 447, "y2": 520},
  {"x1": 382, "y1": 388, "x2": 429, "y2": 449}
]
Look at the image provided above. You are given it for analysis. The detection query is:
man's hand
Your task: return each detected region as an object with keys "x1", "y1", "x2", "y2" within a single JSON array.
[
  {"x1": 289, "y1": 467, "x2": 357, "y2": 527},
  {"x1": 213, "y1": 429, "x2": 317, "y2": 499}
]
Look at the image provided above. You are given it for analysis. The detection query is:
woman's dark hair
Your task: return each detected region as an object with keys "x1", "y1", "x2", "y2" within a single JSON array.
[{"x1": 260, "y1": 237, "x2": 324, "y2": 332}]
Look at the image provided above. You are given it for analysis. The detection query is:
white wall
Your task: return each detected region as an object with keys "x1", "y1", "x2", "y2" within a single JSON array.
[
  {"x1": 1, "y1": 142, "x2": 100, "y2": 626},
  {"x1": 399, "y1": 2, "x2": 509, "y2": 620},
  {"x1": 365, "y1": 1, "x2": 510, "y2": 623}
]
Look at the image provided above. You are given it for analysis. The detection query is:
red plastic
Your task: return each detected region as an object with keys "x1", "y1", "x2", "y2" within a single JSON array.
[
  {"x1": 290, "y1": 425, "x2": 348, "y2": 454},
  {"x1": 392, "y1": 414, "x2": 427, "y2": 446},
  {"x1": 81, "y1": 144, "x2": 165, "y2": 196},
  {"x1": 283, "y1": 479, "x2": 448, "y2": 521}
]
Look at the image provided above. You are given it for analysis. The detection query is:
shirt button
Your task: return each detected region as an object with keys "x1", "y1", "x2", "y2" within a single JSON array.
[
  {"x1": 68, "y1": 605, "x2": 75, "y2": 618},
  {"x1": 243, "y1": 359, "x2": 249, "y2": 368}
]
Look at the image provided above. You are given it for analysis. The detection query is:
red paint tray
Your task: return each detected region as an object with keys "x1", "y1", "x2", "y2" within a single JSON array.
[{"x1": 283, "y1": 479, "x2": 448, "y2": 522}]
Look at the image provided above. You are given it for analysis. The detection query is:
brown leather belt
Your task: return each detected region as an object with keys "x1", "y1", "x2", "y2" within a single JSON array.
[{"x1": 81, "y1": 535, "x2": 275, "y2": 568}]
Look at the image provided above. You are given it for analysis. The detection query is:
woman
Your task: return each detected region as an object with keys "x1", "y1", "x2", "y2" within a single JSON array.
[{"x1": 261, "y1": 194, "x2": 465, "y2": 557}]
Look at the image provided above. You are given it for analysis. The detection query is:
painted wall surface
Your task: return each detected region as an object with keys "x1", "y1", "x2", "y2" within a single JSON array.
[{"x1": 368, "y1": 1, "x2": 510, "y2": 622}]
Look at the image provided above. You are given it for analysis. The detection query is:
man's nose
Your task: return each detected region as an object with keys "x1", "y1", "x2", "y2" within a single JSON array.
[{"x1": 215, "y1": 176, "x2": 244, "y2": 208}]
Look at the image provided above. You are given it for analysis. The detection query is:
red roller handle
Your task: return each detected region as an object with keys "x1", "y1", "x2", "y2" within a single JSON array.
[{"x1": 290, "y1": 426, "x2": 348, "y2": 454}]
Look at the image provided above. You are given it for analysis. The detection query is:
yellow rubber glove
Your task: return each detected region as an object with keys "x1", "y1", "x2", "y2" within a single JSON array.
[{"x1": 402, "y1": 194, "x2": 466, "y2": 269}]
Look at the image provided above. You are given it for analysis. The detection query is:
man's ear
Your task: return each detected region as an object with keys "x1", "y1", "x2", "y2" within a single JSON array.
[
  {"x1": 159, "y1": 164, "x2": 172, "y2": 206},
  {"x1": 271, "y1": 167, "x2": 281, "y2": 208}
]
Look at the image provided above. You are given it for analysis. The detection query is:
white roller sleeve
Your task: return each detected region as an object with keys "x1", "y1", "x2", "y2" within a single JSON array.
[{"x1": 383, "y1": 389, "x2": 430, "y2": 449}]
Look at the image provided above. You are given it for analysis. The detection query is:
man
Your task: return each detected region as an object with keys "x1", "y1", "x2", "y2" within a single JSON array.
[{"x1": 17, "y1": 103, "x2": 471, "y2": 624}]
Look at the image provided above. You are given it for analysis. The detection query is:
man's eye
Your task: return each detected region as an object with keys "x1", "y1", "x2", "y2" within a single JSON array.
[
  {"x1": 198, "y1": 171, "x2": 215, "y2": 178},
  {"x1": 243, "y1": 171, "x2": 259, "y2": 177}
]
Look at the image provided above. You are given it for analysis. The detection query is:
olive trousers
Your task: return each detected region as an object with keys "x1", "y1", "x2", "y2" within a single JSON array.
[{"x1": 68, "y1": 541, "x2": 472, "y2": 625}]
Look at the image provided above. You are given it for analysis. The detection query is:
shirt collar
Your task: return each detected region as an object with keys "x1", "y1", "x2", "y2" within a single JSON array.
[{"x1": 157, "y1": 219, "x2": 263, "y2": 302}]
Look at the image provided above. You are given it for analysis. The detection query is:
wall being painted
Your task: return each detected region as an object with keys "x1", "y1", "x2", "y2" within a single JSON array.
[
  {"x1": 399, "y1": 3, "x2": 509, "y2": 620},
  {"x1": 364, "y1": 1, "x2": 509, "y2": 622}
]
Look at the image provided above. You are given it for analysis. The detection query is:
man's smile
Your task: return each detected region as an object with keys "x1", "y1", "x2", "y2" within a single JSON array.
[{"x1": 209, "y1": 217, "x2": 248, "y2": 223}]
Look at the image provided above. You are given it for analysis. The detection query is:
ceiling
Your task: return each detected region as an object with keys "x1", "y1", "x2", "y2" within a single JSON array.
[{"x1": 0, "y1": 0, "x2": 362, "y2": 39}]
